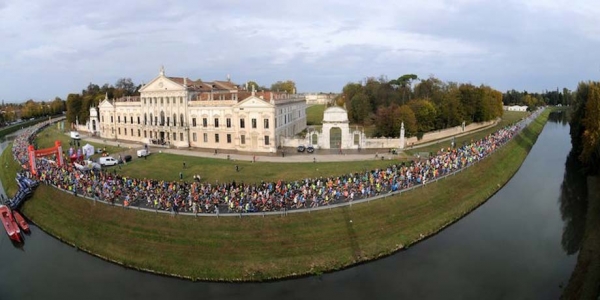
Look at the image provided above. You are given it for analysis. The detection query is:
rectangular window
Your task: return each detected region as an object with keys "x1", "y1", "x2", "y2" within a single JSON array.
[
  {"x1": 264, "y1": 118, "x2": 269, "y2": 129},
  {"x1": 118, "y1": 116, "x2": 121, "y2": 123},
  {"x1": 203, "y1": 133, "x2": 208, "y2": 142},
  {"x1": 215, "y1": 134, "x2": 219, "y2": 143},
  {"x1": 137, "y1": 117, "x2": 140, "y2": 124},
  {"x1": 214, "y1": 118, "x2": 219, "y2": 128},
  {"x1": 118, "y1": 128, "x2": 121, "y2": 135},
  {"x1": 180, "y1": 97, "x2": 183, "y2": 104},
  {"x1": 192, "y1": 118, "x2": 196, "y2": 127},
  {"x1": 252, "y1": 118, "x2": 257, "y2": 129},
  {"x1": 144, "y1": 131, "x2": 147, "y2": 138},
  {"x1": 226, "y1": 118, "x2": 231, "y2": 128},
  {"x1": 167, "y1": 117, "x2": 170, "y2": 126},
  {"x1": 131, "y1": 129, "x2": 133, "y2": 136},
  {"x1": 130, "y1": 117, "x2": 133, "y2": 124},
  {"x1": 173, "y1": 132, "x2": 176, "y2": 141},
  {"x1": 240, "y1": 135, "x2": 246, "y2": 145},
  {"x1": 111, "y1": 116, "x2": 113, "y2": 123},
  {"x1": 264, "y1": 136, "x2": 270, "y2": 145},
  {"x1": 180, "y1": 133, "x2": 183, "y2": 141},
  {"x1": 227, "y1": 134, "x2": 231, "y2": 143},
  {"x1": 203, "y1": 118, "x2": 207, "y2": 127},
  {"x1": 240, "y1": 118, "x2": 245, "y2": 128},
  {"x1": 193, "y1": 133, "x2": 197, "y2": 142}
]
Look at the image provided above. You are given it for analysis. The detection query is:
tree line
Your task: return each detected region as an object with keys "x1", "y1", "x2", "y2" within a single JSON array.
[
  {"x1": 569, "y1": 81, "x2": 600, "y2": 175},
  {"x1": 0, "y1": 98, "x2": 65, "y2": 127},
  {"x1": 337, "y1": 75, "x2": 504, "y2": 138},
  {"x1": 66, "y1": 78, "x2": 139, "y2": 126}
]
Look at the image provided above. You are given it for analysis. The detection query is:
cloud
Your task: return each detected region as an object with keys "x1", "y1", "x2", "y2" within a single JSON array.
[{"x1": 0, "y1": 0, "x2": 599, "y2": 101}]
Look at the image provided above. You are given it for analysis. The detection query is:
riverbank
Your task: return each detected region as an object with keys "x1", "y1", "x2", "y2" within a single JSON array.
[{"x1": 10, "y1": 109, "x2": 549, "y2": 281}]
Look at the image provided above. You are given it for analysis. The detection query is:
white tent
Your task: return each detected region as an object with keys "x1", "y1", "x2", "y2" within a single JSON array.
[{"x1": 82, "y1": 143, "x2": 95, "y2": 157}]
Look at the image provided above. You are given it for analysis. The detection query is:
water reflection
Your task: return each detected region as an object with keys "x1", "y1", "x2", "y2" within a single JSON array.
[
  {"x1": 548, "y1": 109, "x2": 570, "y2": 125},
  {"x1": 559, "y1": 150, "x2": 588, "y2": 255}
]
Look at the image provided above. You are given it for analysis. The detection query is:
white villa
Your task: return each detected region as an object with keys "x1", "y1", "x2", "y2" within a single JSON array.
[{"x1": 94, "y1": 67, "x2": 306, "y2": 153}]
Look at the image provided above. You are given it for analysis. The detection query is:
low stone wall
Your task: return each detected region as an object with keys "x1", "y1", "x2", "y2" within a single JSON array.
[{"x1": 404, "y1": 119, "x2": 497, "y2": 147}]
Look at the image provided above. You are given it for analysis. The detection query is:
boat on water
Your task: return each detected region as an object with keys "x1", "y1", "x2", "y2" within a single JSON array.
[
  {"x1": 0, "y1": 205, "x2": 22, "y2": 243},
  {"x1": 12, "y1": 210, "x2": 29, "y2": 233}
]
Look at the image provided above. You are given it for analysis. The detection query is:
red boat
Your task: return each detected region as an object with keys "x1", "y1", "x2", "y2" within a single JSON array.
[
  {"x1": 13, "y1": 210, "x2": 30, "y2": 233},
  {"x1": 0, "y1": 205, "x2": 21, "y2": 243}
]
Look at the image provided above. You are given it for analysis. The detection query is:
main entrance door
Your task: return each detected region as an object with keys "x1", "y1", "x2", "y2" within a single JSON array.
[{"x1": 330, "y1": 127, "x2": 342, "y2": 149}]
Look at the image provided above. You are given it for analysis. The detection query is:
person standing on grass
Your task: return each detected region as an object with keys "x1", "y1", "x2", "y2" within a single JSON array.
[{"x1": 183, "y1": 161, "x2": 186, "y2": 169}]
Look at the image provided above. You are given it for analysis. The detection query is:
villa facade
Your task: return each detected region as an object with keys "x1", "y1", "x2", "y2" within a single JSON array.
[{"x1": 95, "y1": 67, "x2": 306, "y2": 153}]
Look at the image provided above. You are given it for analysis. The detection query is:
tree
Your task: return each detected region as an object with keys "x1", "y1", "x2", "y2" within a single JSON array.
[
  {"x1": 408, "y1": 99, "x2": 437, "y2": 133},
  {"x1": 245, "y1": 81, "x2": 265, "y2": 91},
  {"x1": 115, "y1": 78, "x2": 137, "y2": 97},
  {"x1": 580, "y1": 82, "x2": 600, "y2": 170},
  {"x1": 66, "y1": 93, "x2": 83, "y2": 125},
  {"x1": 348, "y1": 93, "x2": 371, "y2": 124},
  {"x1": 270, "y1": 80, "x2": 296, "y2": 94},
  {"x1": 390, "y1": 74, "x2": 418, "y2": 104}
]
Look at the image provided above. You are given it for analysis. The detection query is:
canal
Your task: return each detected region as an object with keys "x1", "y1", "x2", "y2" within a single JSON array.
[{"x1": 0, "y1": 112, "x2": 581, "y2": 299}]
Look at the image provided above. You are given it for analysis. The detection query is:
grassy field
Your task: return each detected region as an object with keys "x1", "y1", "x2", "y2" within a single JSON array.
[
  {"x1": 1, "y1": 142, "x2": 20, "y2": 197},
  {"x1": 12, "y1": 109, "x2": 551, "y2": 281},
  {"x1": 35, "y1": 123, "x2": 122, "y2": 160},
  {"x1": 406, "y1": 111, "x2": 529, "y2": 156},
  {"x1": 306, "y1": 104, "x2": 326, "y2": 125}
]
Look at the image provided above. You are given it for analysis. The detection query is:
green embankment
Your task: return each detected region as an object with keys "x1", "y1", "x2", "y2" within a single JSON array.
[
  {"x1": 5, "y1": 109, "x2": 549, "y2": 281},
  {"x1": 1, "y1": 142, "x2": 20, "y2": 197}
]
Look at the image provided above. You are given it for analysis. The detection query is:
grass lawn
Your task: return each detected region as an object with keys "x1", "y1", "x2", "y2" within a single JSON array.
[
  {"x1": 12, "y1": 109, "x2": 551, "y2": 281},
  {"x1": 1, "y1": 142, "x2": 20, "y2": 197},
  {"x1": 306, "y1": 104, "x2": 325, "y2": 125},
  {"x1": 406, "y1": 110, "x2": 529, "y2": 156},
  {"x1": 35, "y1": 123, "x2": 122, "y2": 160}
]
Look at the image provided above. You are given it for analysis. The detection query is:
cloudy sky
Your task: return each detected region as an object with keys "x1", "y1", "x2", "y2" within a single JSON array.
[{"x1": 1, "y1": 0, "x2": 599, "y2": 102}]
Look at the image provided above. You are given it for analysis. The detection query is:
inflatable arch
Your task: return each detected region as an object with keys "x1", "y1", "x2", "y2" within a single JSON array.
[{"x1": 27, "y1": 141, "x2": 64, "y2": 175}]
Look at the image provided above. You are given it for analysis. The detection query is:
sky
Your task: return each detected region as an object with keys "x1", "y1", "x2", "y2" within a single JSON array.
[{"x1": 1, "y1": 0, "x2": 599, "y2": 102}]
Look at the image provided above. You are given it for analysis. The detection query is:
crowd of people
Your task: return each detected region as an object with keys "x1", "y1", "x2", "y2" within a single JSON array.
[{"x1": 10, "y1": 110, "x2": 540, "y2": 215}]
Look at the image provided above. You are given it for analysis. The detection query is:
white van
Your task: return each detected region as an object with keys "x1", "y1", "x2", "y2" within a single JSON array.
[
  {"x1": 70, "y1": 131, "x2": 80, "y2": 139},
  {"x1": 98, "y1": 156, "x2": 118, "y2": 166},
  {"x1": 137, "y1": 149, "x2": 150, "y2": 158}
]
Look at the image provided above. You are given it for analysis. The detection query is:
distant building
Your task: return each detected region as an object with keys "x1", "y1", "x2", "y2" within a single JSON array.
[
  {"x1": 503, "y1": 105, "x2": 528, "y2": 112},
  {"x1": 304, "y1": 93, "x2": 337, "y2": 105},
  {"x1": 96, "y1": 67, "x2": 306, "y2": 152}
]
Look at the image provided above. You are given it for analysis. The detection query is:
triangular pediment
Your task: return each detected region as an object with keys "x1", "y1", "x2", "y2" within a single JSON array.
[
  {"x1": 139, "y1": 75, "x2": 186, "y2": 93},
  {"x1": 98, "y1": 99, "x2": 114, "y2": 109},
  {"x1": 235, "y1": 96, "x2": 274, "y2": 109}
]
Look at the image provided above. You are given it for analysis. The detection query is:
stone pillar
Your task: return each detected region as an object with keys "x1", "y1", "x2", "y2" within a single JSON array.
[{"x1": 399, "y1": 122, "x2": 405, "y2": 149}]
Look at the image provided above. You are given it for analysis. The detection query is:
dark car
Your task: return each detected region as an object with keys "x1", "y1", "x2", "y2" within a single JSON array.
[
  {"x1": 307, "y1": 146, "x2": 315, "y2": 153},
  {"x1": 119, "y1": 155, "x2": 132, "y2": 164},
  {"x1": 297, "y1": 145, "x2": 306, "y2": 152}
]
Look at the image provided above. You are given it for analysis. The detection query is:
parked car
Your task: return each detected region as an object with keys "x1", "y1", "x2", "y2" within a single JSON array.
[
  {"x1": 98, "y1": 156, "x2": 118, "y2": 166},
  {"x1": 137, "y1": 149, "x2": 150, "y2": 158},
  {"x1": 297, "y1": 145, "x2": 306, "y2": 152},
  {"x1": 307, "y1": 146, "x2": 315, "y2": 153},
  {"x1": 119, "y1": 155, "x2": 132, "y2": 164}
]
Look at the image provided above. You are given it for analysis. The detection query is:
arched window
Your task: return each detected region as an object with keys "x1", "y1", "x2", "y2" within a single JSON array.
[
  {"x1": 150, "y1": 113, "x2": 153, "y2": 125},
  {"x1": 180, "y1": 114, "x2": 184, "y2": 127},
  {"x1": 144, "y1": 113, "x2": 147, "y2": 125},
  {"x1": 160, "y1": 111, "x2": 165, "y2": 126},
  {"x1": 173, "y1": 114, "x2": 176, "y2": 126}
]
